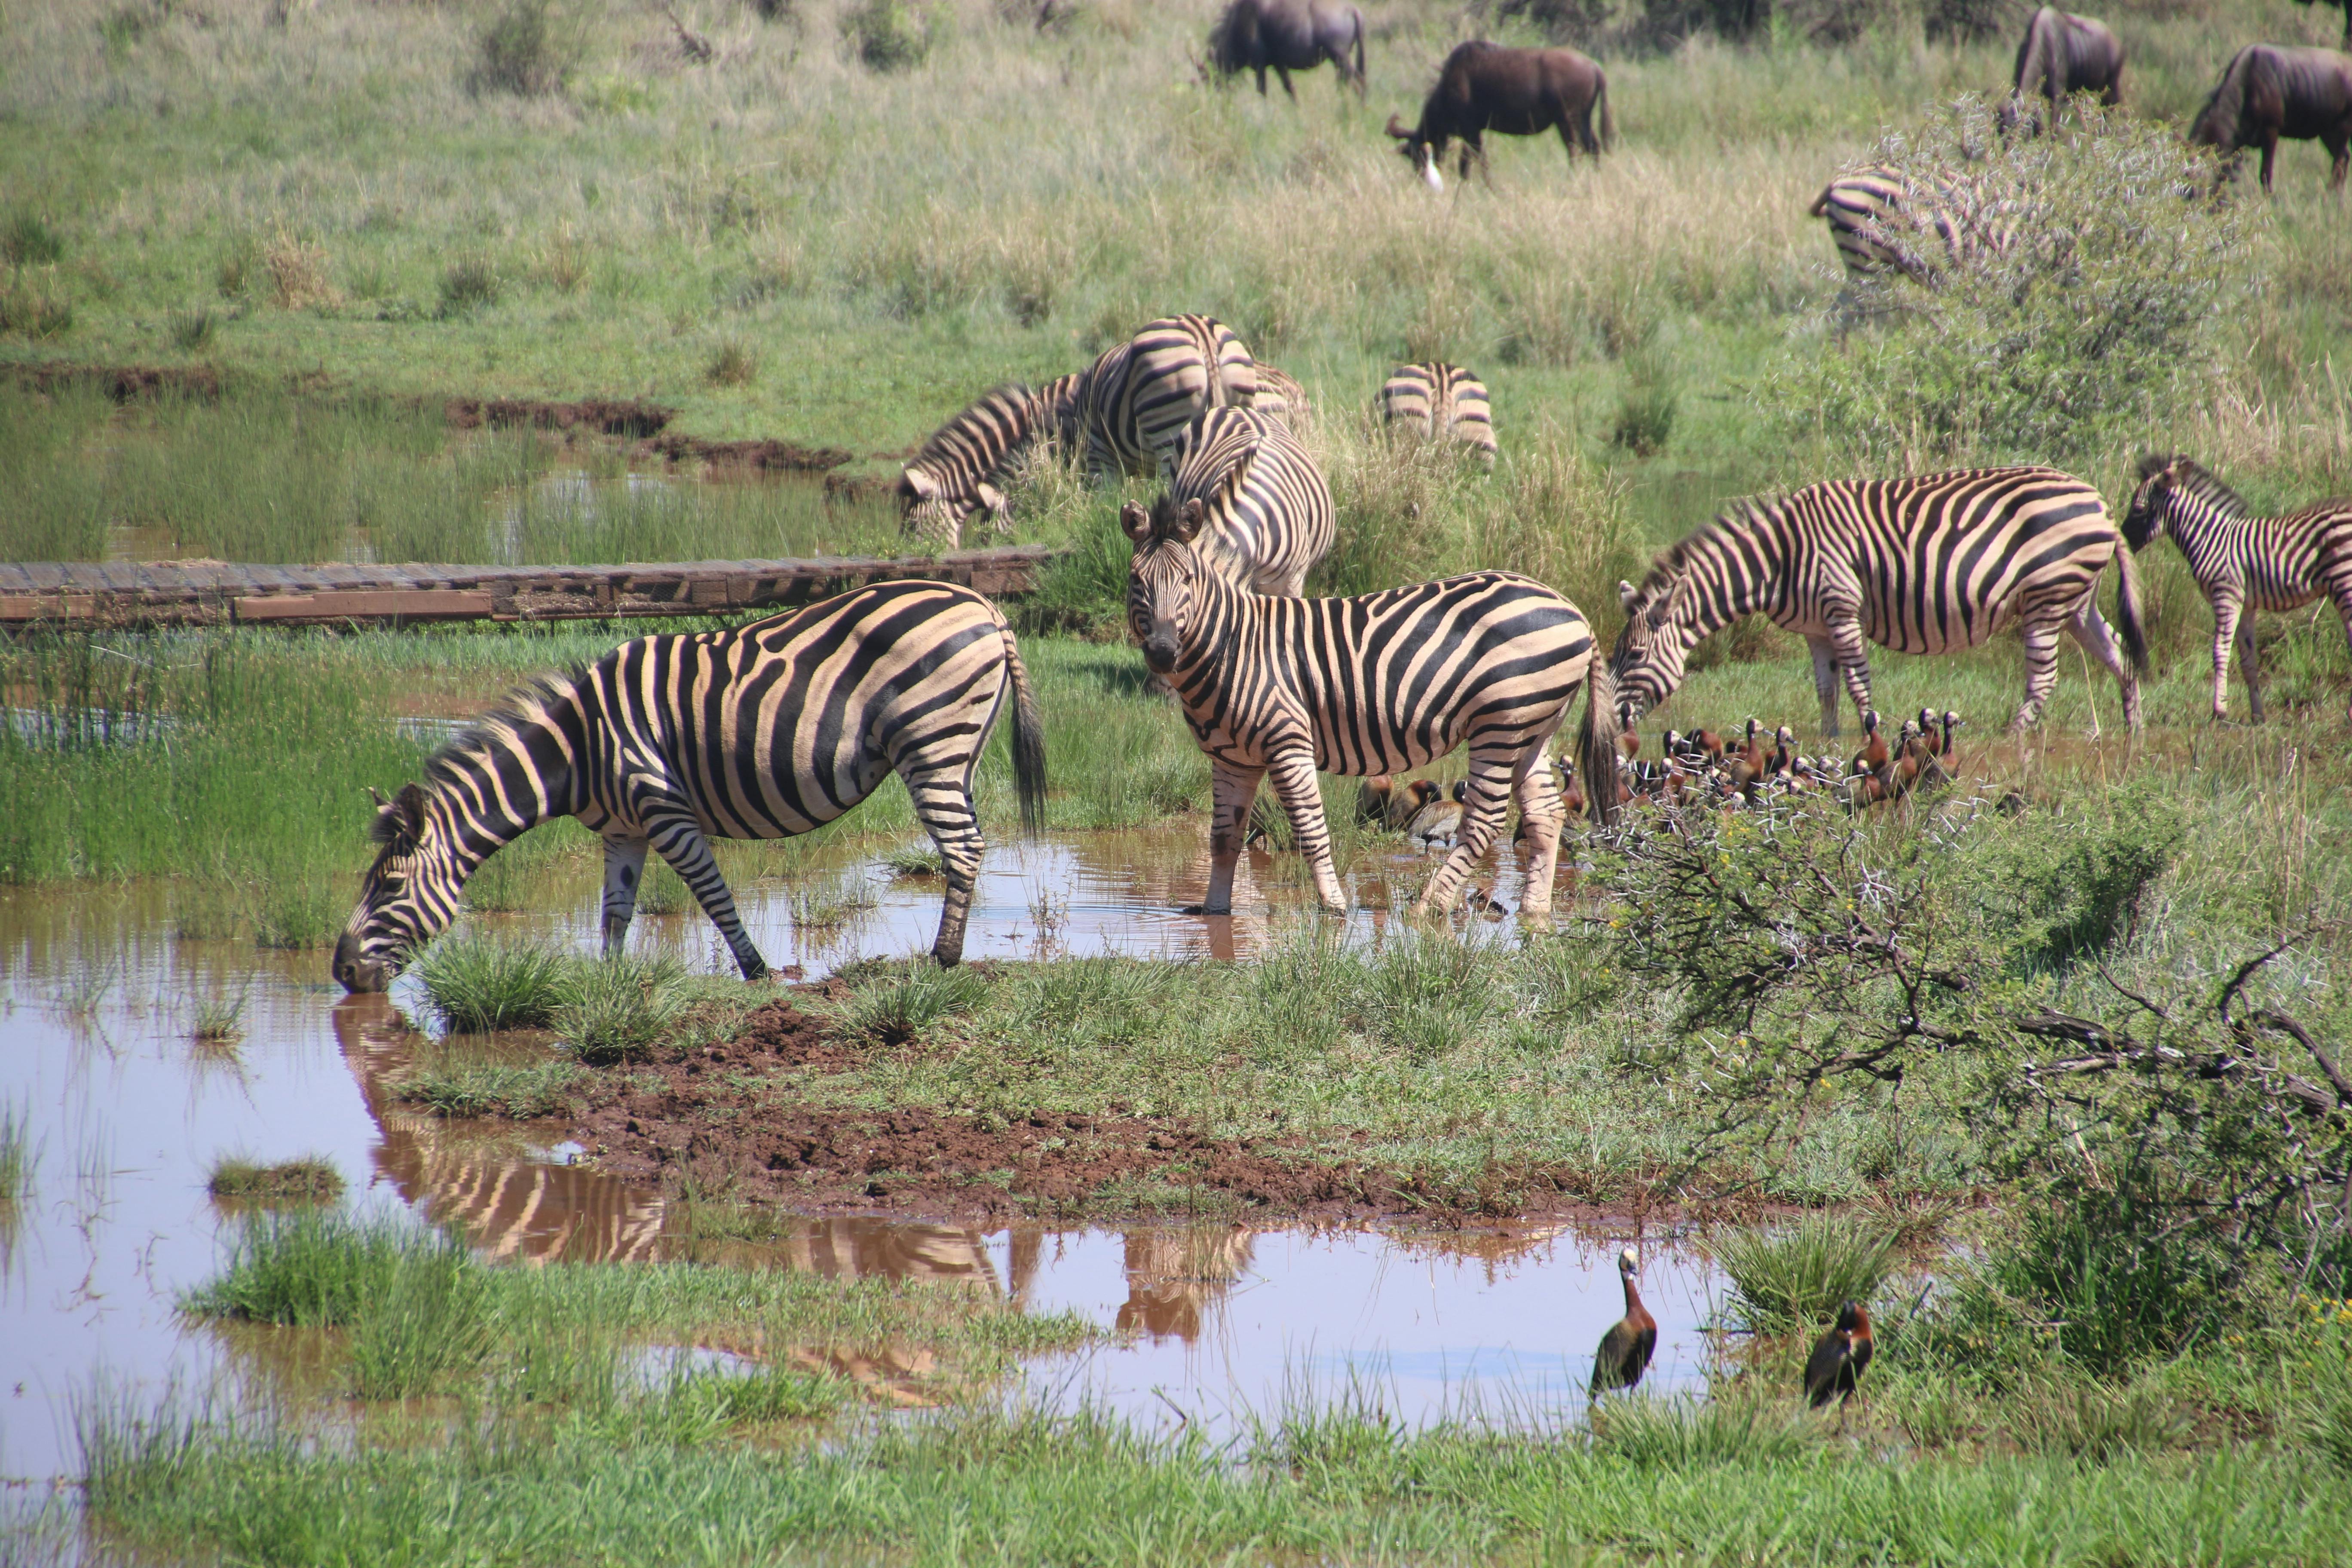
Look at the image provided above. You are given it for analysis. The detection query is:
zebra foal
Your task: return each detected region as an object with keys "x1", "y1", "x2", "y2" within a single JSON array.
[
  {"x1": 333, "y1": 581, "x2": 1046, "y2": 992},
  {"x1": 897, "y1": 375, "x2": 1084, "y2": 548},
  {"x1": 2123, "y1": 455, "x2": 2352, "y2": 722},
  {"x1": 1378, "y1": 362, "x2": 1497, "y2": 464},
  {"x1": 1124, "y1": 500, "x2": 1620, "y2": 919},
  {"x1": 1611, "y1": 466, "x2": 2146, "y2": 737}
]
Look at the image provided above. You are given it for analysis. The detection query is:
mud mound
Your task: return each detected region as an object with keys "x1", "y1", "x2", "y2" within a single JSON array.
[
  {"x1": 640, "y1": 433, "x2": 854, "y2": 473},
  {"x1": 15, "y1": 363, "x2": 224, "y2": 401},
  {"x1": 444, "y1": 397, "x2": 675, "y2": 438}
]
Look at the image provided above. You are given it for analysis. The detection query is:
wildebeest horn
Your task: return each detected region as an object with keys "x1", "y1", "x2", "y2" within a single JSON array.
[{"x1": 1384, "y1": 113, "x2": 1410, "y2": 139}]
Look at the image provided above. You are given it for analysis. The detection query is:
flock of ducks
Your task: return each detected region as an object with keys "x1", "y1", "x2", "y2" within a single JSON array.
[{"x1": 1589, "y1": 1246, "x2": 1875, "y2": 1409}]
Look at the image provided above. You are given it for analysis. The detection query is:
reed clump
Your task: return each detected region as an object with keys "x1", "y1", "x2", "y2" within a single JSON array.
[{"x1": 205, "y1": 1156, "x2": 345, "y2": 1206}]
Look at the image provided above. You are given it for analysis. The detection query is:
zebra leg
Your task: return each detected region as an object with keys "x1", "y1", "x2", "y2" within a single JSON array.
[
  {"x1": 1264, "y1": 747, "x2": 1343, "y2": 912},
  {"x1": 1807, "y1": 636, "x2": 1843, "y2": 738},
  {"x1": 1828, "y1": 616, "x2": 1875, "y2": 735},
  {"x1": 599, "y1": 835, "x2": 651, "y2": 957},
  {"x1": 2014, "y1": 618, "x2": 2063, "y2": 731},
  {"x1": 1417, "y1": 759, "x2": 1514, "y2": 917},
  {"x1": 1509, "y1": 744, "x2": 1568, "y2": 918},
  {"x1": 903, "y1": 765, "x2": 987, "y2": 967},
  {"x1": 2210, "y1": 593, "x2": 2245, "y2": 721},
  {"x1": 644, "y1": 814, "x2": 768, "y2": 981},
  {"x1": 1193, "y1": 760, "x2": 1265, "y2": 916},
  {"x1": 2066, "y1": 598, "x2": 2139, "y2": 732},
  {"x1": 2237, "y1": 615, "x2": 2263, "y2": 723}
]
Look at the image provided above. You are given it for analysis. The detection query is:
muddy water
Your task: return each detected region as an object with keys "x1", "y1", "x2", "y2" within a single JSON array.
[{"x1": 0, "y1": 831, "x2": 1700, "y2": 1484}]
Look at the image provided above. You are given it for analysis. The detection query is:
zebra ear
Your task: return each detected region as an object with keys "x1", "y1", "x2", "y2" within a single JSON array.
[
  {"x1": 1119, "y1": 501, "x2": 1152, "y2": 543},
  {"x1": 902, "y1": 467, "x2": 938, "y2": 500},
  {"x1": 369, "y1": 783, "x2": 430, "y2": 853},
  {"x1": 1172, "y1": 498, "x2": 1207, "y2": 544},
  {"x1": 1617, "y1": 579, "x2": 1638, "y2": 611},
  {"x1": 975, "y1": 482, "x2": 1006, "y2": 518}
]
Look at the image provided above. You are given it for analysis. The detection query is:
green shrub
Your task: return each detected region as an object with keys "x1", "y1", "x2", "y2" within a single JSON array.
[
  {"x1": 1983, "y1": 1182, "x2": 2236, "y2": 1377},
  {"x1": 1711, "y1": 1213, "x2": 1900, "y2": 1330},
  {"x1": 555, "y1": 955, "x2": 686, "y2": 1064},
  {"x1": 1770, "y1": 101, "x2": 2251, "y2": 469},
  {"x1": 849, "y1": 0, "x2": 932, "y2": 70},
  {"x1": 1986, "y1": 783, "x2": 2184, "y2": 973},
  {"x1": 413, "y1": 936, "x2": 570, "y2": 1033}
]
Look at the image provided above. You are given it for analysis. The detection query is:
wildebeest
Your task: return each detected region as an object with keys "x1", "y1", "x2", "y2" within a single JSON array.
[
  {"x1": 1999, "y1": 8, "x2": 2124, "y2": 134},
  {"x1": 1207, "y1": 0, "x2": 1365, "y2": 101},
  {"x1": 1385, "y1": 41, "x2": 1610, "y2": 189},
  {"x1": 2190, "y1": 44, "x2": 2352, "y2": 192}
]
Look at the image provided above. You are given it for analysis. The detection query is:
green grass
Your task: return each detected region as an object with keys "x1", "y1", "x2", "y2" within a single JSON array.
[
  {"x1": 555, "y1": 953, "x2": 691, "y2": 1064},
  {"x1": 1709, "y1": 1213, "x2": 1902, "y2": 1331},
  {"x1": 412, "y1": 935, "x2": 572, "y2": 1033},
  {"x1": 391, "y1": 1057, "x2": 588, "y2": 1120},
  {"x1": 0, "y1": 1096, "x2": 34, "y2": 1208},
  {"x1": 205, "y1": 1155, "x2": 344, "y2": 1206}
]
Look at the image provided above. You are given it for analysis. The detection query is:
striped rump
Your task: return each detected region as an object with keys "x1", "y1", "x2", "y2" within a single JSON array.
[{"x1": 1378, "y1": 362, "x2": 1497, "y2": 463}]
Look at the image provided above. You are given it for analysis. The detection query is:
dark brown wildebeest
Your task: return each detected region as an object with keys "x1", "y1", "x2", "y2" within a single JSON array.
[
  {"x1": 1206, "y1": 0, "x2": 1366, "y2": 101},
  {"x1": 1998, "y1": 8, "x2": 2124, "y2": 134},
  {"x1": 1385, "y1": 41, "x2": 1610, "y2": 189},
  {"x1": 2190, "y1": 43, "x2": 2352, "y2": 193}
]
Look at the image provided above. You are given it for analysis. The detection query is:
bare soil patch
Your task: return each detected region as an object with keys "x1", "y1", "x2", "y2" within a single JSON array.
[
  {"x1": 639, "y1": 432, "x2": 855, "y2": 473},
  {"x1": 443, "y1": 396, "x2": 675, "y2": 438},
  {"x1": 14, "y1": 362, "x2": 224, "y2": 401}
]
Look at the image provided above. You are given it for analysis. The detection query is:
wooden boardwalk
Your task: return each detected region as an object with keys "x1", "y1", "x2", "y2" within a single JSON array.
[{"x1": 0, "y1": 547, "x2": 1065, "y2": 629}]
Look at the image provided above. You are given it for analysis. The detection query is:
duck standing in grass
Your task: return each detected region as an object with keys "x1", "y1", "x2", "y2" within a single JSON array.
[
  {"x1": 1590, "y1": 1246, "x2": 1657, "y2": 1395},
  {"x1": 1804, "y1": 1300, "x2": 1874, "y2": 1407}
]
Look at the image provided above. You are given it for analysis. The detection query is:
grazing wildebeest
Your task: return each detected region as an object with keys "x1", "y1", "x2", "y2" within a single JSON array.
[
  {"x1": 1207, "y1": 0, "x2": 1366, "y2": 101},
  {"x1": 1998, "y1": 8, "x2": 2124, "y2": 134},
  {"x1": 2190, "y1": 44, "x2": 2352, "y2": 192},
  {"x1": 1385, "y1": 41, "x2": 1610, "y2": 189}
]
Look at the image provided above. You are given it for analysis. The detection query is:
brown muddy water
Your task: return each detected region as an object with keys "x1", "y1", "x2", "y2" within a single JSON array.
[{"x1": 0, "y1": 832, "x2": 1721, "y2": 1487}]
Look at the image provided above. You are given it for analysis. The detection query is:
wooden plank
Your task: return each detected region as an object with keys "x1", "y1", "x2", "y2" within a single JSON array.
[
  {"x1": 235, "y1": 589, "x2": 498, "y2": 623},
  {"x1": 0, "y1": 594, "x2": 98, "y2": 621}
]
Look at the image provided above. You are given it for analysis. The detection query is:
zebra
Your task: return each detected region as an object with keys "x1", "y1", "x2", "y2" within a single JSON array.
[
  {"x1": 1123, "y1": 498, "x2": 1621, "y2": 919},
  {"x1": 1609, "y1": 466, "x2": 2146, "y2": 738},
  {"x1": 1809, "y1": 165, "x2": 2007, "y2": 291},
  {"x1": 897, "y1": 374, "x2": 1089, "y2": 549},
  {"x1": 1249, "y1": 361, "x2": 1312, "y2": 436},
  {"x1": 1378, "y1": 363, "x2": 1497, "y2": 465},
  {"x1": 1159, "y1": 405, "x2": 1335, "y2": 596},
  {"x1": 2123, "y1": 454, "x2": 2352, "y2": 722},
  {"x1": 332, "y1": 581, "x2": 1047, "y2": 992},
  {"x1": 1076, "y1": 314, "x2": 1258, "y2": 481}
]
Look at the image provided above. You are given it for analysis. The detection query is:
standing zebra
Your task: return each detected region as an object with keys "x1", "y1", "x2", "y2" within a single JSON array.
[
  {"x1": 1124, "y1": 499, "x2": 1620, "y2": 919},
  {"x1": 1077, "y1": 315, "x2": 1258, "y2": 481},
  {"x1": 1610, "y1": 467, "x2": 2146, "y2": 737},
  {"x1": 332, "y1": 581, "x2": 1046, "y2": 991},
  {"x1": 1378, "y1": 363, "x2": 1497, "y2": 464},
  {"x1": 1249, "y1": 361, "x2": 1313, "y2": 436},
  {"x1": 898, "y1": 374, "x2": 1087, "y2": 549},
  {"x1": 1158, "y1": 406, "x2": 1335, "y2": 596},
  {"x1": 2123, "y1": 455, "x2": 2352, "y2": 722}
]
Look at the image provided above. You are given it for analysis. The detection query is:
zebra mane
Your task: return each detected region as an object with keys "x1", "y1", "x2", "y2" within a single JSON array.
[
  {"x1": 419, "y1": 671, "x2": 585, "y2": 793},
  {"x1": 1630, "y1": 499, "x2": 1777, "y2": 617},
  {"x1": 2158, "y1": 456, "x2": 2252, "y2": 518}
]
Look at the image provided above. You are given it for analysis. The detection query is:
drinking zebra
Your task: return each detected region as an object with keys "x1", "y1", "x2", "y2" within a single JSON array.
[
  {"x1": 1249, "y1": 361, "x2": 1313, "y2": 435},
  {"x1": 1378, "y1": 362, "x2": 1497, "y2": 464},
  {"x1": 332, "y1": 581, "x2": 1047, "y2": 991},
  {"x1": 1124, "y1": 499, "x2": 1620, "y2": 919},
  {"x1": 1610, "y1": 466, "x2": 2146, "y2": 737},
  {"x1": 1158, "y1": 405, "x2": 1335, "y2": 596},
  {"x1": 897, "y1": 374, "x2": 1086, "y2": 549},
  {"x1": 1077, "y1": 314, "x2": 1258, "y2": 481},
  {"x1": 2123, "y1": 454, "x2": 2352, "y2": 721}
]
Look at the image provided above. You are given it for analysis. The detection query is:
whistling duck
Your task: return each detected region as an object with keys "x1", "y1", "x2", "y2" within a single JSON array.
[
  {"x1": 1357, "y1": 776, "x2": 1396, "y2": 826},
  {"x1": 1384, "y1": 778, "x2": 1440, "y2": 831},
  {"x1": 1406, "y1": 783, "x2": 1463, "y2": 848},
  {"x1": 1804, "y1": 1300, "x2": 1874, "y2": 1407},
  {"x1": 1851, "y1": 709, "x2": 1888, "y2": 777},
  {"x1": 1590, "y1": 1246, "x2": 1659, "y2": 1395}
]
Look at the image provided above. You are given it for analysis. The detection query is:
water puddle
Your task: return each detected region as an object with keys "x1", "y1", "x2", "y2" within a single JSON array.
[{"x1": 0, "y1": 829, "x2": 1658, "y2": 1483}]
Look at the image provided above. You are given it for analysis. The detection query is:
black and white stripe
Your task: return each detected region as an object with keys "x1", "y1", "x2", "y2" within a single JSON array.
[
  {"x1": 1808, "y1": 166, "x2": 2003, "y2": 287},
  {"x1": 1123, "y1": 499, "x2": 1621, "y2": 919},
  {"x1": 334, "y1": 581, "x2": 1047, "y2": 989},
  {"x1": 1249, "y1": 361, "x2": 1312, "y2": 436},
  {"x1": 1611, "y1": 466, "x2": 2147, "y2": 736},
  {"x1": 1378, "y1": 362, "x2": 1497, "y2": 463},
  {"x1": 1077, "y1": 315, "x2": 1257, "y2": 480},
  {"x1": 1155, "y1": 405, "x2": 1335, "y2": 596},
  {"x1": 2124, "y1": 454, "x2": 2352, "y2": 722},
  {"x1": 898, "y1": 374, "x2": 1090, "y2": 548}
]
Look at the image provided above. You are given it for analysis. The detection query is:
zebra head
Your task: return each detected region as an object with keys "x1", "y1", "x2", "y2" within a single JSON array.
[
  {"x1": 2120, "y1": 453, "x2": 2186, "y2": 552},
  {"x1": 333, "y1": 782, "x2": 466, "y2": 993},
  {"x1": 896, "y1": 467, "x2": 1004, "y2": 550},
  {"x1": 1122, "y1": 496, "x2": 1209, "y2": 674},
  {"x1": 1608, "y1": 575, "x2": 1696, "y2": 718}
]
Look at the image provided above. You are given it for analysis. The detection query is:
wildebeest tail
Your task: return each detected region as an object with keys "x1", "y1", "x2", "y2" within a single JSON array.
[
  {"x1": 1579, "y1": 658, "x2": 1622, "y2": 828},
  {"x1": 1351, "y1": 10, "x2": 1366, "y2": 94},
  {"x1": 1001, "y1": 626, "x2": 1048, "y2": 832},
  {"x1": 2112, "y1": 540, "x2": 2150, "y2": 677},
  {"x1": 1596, "y1": 71, "x2": 1613, "y2": 151}
]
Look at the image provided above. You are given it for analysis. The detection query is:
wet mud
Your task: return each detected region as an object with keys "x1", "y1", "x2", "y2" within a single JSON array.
[
  {"x1": 443, "y1": 395, "x2": 677, "y2": 438},
  {"x1": 13, "y1": 361, "x2": 226, "y2": 401},
  {"x1": 639, "y1": 432, "x2": 856, "y2": 473}
]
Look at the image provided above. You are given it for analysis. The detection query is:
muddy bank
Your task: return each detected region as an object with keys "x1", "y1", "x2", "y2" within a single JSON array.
[
  {"x1": 532, "y1": 998, "x2": 1633, "y2": 1226},
  {"x1": 639, "y1": 432, "x2": 855, "y2": 473},
  {"x1": 14, "y1": 361, "x2": 226, "y2": 401},
  {"x1": 443, "y1": 396, "x2": 676, "y2": 438}
]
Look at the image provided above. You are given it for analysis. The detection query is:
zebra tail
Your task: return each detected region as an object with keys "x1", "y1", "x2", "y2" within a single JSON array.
[
  {"x1": 1579, "y1": 658, "x2": 1623, "y2": 829},
  {"x1": 1002, "y1": 628, "x2": 1049, "y2": 833},
  {"x1": 1596, "y1": 74, "x2": 1614, "y2": 152},
  {"x1": 1807, "y1": 184, "x2": 1832, "y2": 218},
  {"x1": 2113, "y1": 541, "x2": 2150, "y2": 677}
]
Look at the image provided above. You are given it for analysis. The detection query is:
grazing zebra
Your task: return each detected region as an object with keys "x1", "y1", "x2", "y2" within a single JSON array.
[
  {"x1": 332, "y1": 581, "x2": 1047, "y2": 991},
  {"x1": 2123, "y1": 454, "x2": 2352, "y2": 722},
  {"x1": 1809, "y1": 166, "x2": 2006, "y2": 288},
  {"x1": 897, "y1": 374, "x2": 1090, "y2": 549},
  {"x1": 1158, "y1": 405, "x2": 1335, "y2": 596},
  {"x1": 1077, "y1": 315, "x2": 1258, "y2": 481},
  {"x1": 1123, "y1": 499, "x2": 1621, "y2": 919},
  {"x1": 1378, "y1": 363, "x2": 1497, "y2": 464},
  {"x1": 1610, "y1": 466, "x2": 2146, "y2": 738},
  {"x1": 1249, "y1": 361, "x2": 1312, "y2": 436}
]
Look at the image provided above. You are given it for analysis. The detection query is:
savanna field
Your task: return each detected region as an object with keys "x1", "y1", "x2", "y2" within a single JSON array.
[{"x1": 5, "y1": 0, "x2": 2352, "y2": 1561}]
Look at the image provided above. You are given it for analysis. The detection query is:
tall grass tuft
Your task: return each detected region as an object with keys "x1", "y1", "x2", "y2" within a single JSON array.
[
  {"x1": 348, "y1": 1231, "x2": 493, "y2": 1399},
  {"x1": 849, "y1": 0, "x2": 933, "y2": 71},
  {"x1": 834, "y1": 962, "x2": 989, "y2": 1046},
  {"x1": 437, "y1": 252, "x2": 502, "y2": 318},
  {"x1": 181, "y1": 1210, "x2": 416, "y2": 1328},
  {"x1": 470, "y1": 0, "x2": 577, "y2": 95},
  {"x1": 190, "y1": 991, "x2": 246, "y2": 1044},
  {"x1": 0, "y1": 1098, "x2": 34, "y2": 1208},
  {"x1": 1587, "y1": 1393, "x2": 1813, "y2": 1466},
  {"x1": 2, "y1": 209, "x2": 65, "y2": 267},
  {"x1": 704, "y1": 338, "x2": 759, "y2": 387},
  {"x1": 0, "y1": 268, "x2": 73, "y2": 338},
  {"x1": 206, "y1": 1155, "x2": 344, "y2": 1206},
  {"x1": 413, "y1": 936, "x2": 571, "y2": 1033},
  {"x1": 166, "y1": 303, "x2": 216, "y2": 352},
  {"x1": 555, "y1": 954, "x2": 686, "y2": 1064},
  {"x1": 2009, "y1": 1375, "x2": 2193, "y2": 1461},
  {"x1": 1710, "y1": 1213, "x2": 1899, "y2": 1330}
]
